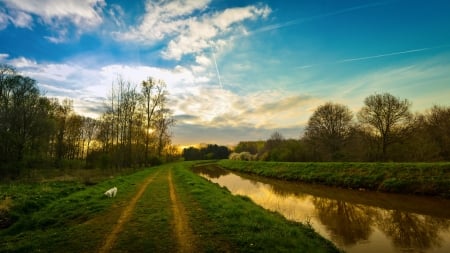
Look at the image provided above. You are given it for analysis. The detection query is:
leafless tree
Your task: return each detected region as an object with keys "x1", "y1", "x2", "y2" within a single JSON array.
[{"x1": 141, "y1": 77, "x2": 166, "y2": 164}]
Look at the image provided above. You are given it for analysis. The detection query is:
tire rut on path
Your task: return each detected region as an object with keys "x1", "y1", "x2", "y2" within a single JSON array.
[
  {"x1": 98, "y1": 170, "x2": 160, "y2": 253},
  {"x1": 168, "y1": 169, "x2": 196, "y2": 253}
]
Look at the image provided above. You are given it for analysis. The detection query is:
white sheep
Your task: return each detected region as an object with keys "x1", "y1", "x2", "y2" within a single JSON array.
[{"x1": 104, "y1": 187, "x2": 117, "y2": 198}]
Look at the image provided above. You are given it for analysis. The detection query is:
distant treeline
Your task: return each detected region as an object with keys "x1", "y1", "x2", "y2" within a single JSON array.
[
  {"x1": 182, "y1": 144, "x2": 231, "y2": 161},
  {"x1": 0, "y1": 65, "x2": 176, "y2": 178},
  {"x1": 232, "y1": 94, "x2": 450, "y2": 162}
]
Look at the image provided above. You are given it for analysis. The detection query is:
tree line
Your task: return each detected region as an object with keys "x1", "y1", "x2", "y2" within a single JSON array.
[
  {"x1": 182, "y1": 144, "x2": 230, "y2": 161},
  {"x1": 233, "y1": 93, "x2": 450, "y2": 162},
  {"x1": 0, "y1": 65, "x2": 176, "y2": 177}
]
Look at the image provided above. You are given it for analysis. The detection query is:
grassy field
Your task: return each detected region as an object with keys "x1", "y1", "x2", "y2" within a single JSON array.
[
  {"x1": 217, "y1": 160, "x2": 450, "y2": 198},
  {"x1": 0, "y1": 162, "x2": 341, "y2": 252}
]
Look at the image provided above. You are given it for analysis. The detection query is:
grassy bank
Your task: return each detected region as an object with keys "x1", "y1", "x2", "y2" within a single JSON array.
[
  {"x1": 0, "y1": 168, "x2": 159, "y2": 252},
  {"x1": 0, "y1": 162, "x2": 341, "y2": 252},
  {"x1": 174, "y1": 162, "x2": 341, "y2": 252},
  {"x1": 217, "y1": 160, "x2": 450, "y2": 198}
]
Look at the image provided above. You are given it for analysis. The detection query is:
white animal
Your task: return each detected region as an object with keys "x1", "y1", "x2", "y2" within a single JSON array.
[{"x1": 104, "y1": 187, "x2": 117, "y2": 198}]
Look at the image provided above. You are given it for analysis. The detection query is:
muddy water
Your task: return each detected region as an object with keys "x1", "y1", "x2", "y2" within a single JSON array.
[{"x1": 192, "y1": 165, "x2": 450, "y2": 253}]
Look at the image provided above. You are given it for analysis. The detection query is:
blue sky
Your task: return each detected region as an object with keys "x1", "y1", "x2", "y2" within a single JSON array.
[{"x1": 1, "y1": 0, "x2": 449, "y2": 146}]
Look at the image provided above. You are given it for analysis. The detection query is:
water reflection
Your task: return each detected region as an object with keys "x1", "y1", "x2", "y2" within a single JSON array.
[
  {"x1": 313, "y1": 199, "x2": 377, "y2": 246},
  {"x1": 378, "y1": 210, "x2": 449, "y2": 251},
  {"x1": 192, "y1": 165, "x2": 450, "y2": 253}
]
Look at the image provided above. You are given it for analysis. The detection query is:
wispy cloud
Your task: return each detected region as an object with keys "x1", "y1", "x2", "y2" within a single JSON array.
[
  {"x1": 173, "y1": 123, "x2": 303, "y2": 146},
  {"x1": 250, "y1": 2, "x2": 386, "y2": 35},
  {"x1": 1, "y1": 53, "x2": 319, "y2": 144},
  {"x1": 0, "y1": 0, "x2": 106, "y2": 42},
  {"x1": 114, "y1": 0, "x2": 270, "y2": 60}
]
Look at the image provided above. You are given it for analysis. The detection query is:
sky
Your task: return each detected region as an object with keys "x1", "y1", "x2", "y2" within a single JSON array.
[{"x1": 1, "y1": 0, "x2": 449, "y2": 146}]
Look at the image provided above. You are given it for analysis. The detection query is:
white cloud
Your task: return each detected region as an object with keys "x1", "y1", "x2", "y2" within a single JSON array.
[
  {"x1": 0, "y1": 53, "x2": 9, "y2": 60},
  {"x1": 115, "y1": 0, "x2": 210, "y2": 43},
  {"x1": 8, "y1": 9, "x2": 33, "y2": 28},
  {"x1": 195, "y1": 54, "x2": 212, "y2": 67},
  {"x1": 115, "y1": 0, "x2": 271, "y2": 61},
  {"x1": 0, "y1": 0, "x2": 105, "y2": 41},
  {"x1": 0, "y1": 8, "x2": 8, "y2": 29},
  {"x1": 170, "y1": 85, "x2": 322, "y2": 131},
  {"x1": 8, "y1": 56, "x2": 37, "y2": 68},
  {"x1": 108, "y1": 4, "x2": 125, "y2": 29},
  {"x1": 1, "y1": 0, "x2": 105, "y2": 27},
  {"x1": 161, "y1": 5, "x2": 271, "y2": 60},
  {"x1": 1, "y1": 53, "x2": 313, "y2": 137}
]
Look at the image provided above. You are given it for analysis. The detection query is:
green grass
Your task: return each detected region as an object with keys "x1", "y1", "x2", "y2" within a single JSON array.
[
  {"x1": 0, "y1": 162, "x2": 341, "y2": 252},
  {"x1": 0, "y1": 168, "x2": 159, "y2": 252},
  {"x1": 173, "y1": 162, "x2": 341, "y2": 253},
  {"x1": 112, "y1": 168, "x2": 176, "y2": 253},
  {"x1": 217, "y1": 160, "x2": 450, "y2": 197}
]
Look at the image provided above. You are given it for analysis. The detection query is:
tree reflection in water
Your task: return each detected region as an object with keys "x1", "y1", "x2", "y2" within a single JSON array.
[
  {"x1": 377, "y1": 210, "x2": 450, "y2": 251},
  {"x1": 313, "y1": 198, "x2": 378, "y2": 246},
  {"x1": 193, "y1": 166, "x2": 450, "y2": 253},
  {"x1": 191, "y1": 165, "x2": 230, "y2": 179},
  {"x1": 313, "y1": 197, "x2": 450, "y2": 251}
]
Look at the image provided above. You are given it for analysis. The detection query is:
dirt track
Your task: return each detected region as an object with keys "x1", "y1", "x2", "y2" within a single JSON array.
[
  {"x1": 98, "y1": 170, "x2": 160, "y2": 253},
  {"x1": 98, "y1": 168, "x2": 196, "y2": 253},
  {"x1": 168, "y1": 169, "x2": 196, "y2": 253}
]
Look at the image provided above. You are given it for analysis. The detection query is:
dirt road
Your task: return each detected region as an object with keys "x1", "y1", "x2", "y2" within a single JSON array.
[
  {"x1": 98, "y1": 170, "x2": 160, "y2": 253},
  {"x1": 98, "y1": 168, "x2": 196, "y2": 253},
  {"x1": 168, "y1": 169, "x2": 196, "y2": 252}
]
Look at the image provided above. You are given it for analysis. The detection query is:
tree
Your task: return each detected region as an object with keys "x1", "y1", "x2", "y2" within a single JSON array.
[
  {"x1": 182, "y1": 144, "x2": 230, "y2": 161},
  {"x1": 0, "y1": 65, "x2": 54, "y2": 171},
  {"x1": 357, "y1": 93, "x2": 412, "y2": 160},
  {"x1": 234, "y1": 141, "x2": 265, "y2": 155},
  {"x1": 305, "y1": 102, "x2": 353, "y2": 160},
  {"x1": 424, "y1": 105, "x2": 450, "y2": 160},
  {"x1": 141, "y1": 77, "x2": 166, "y2": 164}
]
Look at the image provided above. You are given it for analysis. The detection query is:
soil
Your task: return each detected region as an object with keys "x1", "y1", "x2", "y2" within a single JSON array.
[
  {"x1": 97, "y1": 168, "x2": 197, "y2": 253},
  {"x1": 98, "y1": 171, "x2": 160, "y2": 253},
  {"x1": 168, "y1": 169, "x2": 197, "y2": 253}
]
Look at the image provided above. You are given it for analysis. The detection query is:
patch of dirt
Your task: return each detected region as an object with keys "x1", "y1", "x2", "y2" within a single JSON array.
[
  {"x1": 168, "y1": 169, "x2": 197, "y2": 253},
  {"x1": 98, "y1": 171, "x2": 159, "y2": 253}
]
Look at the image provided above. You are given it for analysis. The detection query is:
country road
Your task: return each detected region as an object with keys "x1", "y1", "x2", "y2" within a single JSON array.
[{"x1": 98, "y1": 167, "x2": 197, "y2": 253}]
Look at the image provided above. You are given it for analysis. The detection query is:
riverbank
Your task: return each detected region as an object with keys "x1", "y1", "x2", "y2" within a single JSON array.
[
  {"x1": 1, "y1": 162, "x2": 341, "y2": 252},
  {"x1": 217, "y1": 160, "x2": 450, "y2": 198}
]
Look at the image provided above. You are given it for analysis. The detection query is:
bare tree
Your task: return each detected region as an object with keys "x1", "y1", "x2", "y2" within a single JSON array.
[
  {"x1": 305, "y1": 102, "x2": 353, "y2": 160},
  {"x1": 82, "y1": 117, "x2": 98, "y2": 158},
  {"x1": 141, "y1": 77, "x2": 166, "y2": 164},
  {"x1": 154, "y1": 105, "x2": 175, "y2": 158},
  {"x1": 357, "y1": 93, "x2": 412, "y2": 160}
]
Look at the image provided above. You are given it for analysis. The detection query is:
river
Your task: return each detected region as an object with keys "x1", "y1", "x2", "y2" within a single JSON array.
[{"x1": 192, "y1": 165, "x2": 450, "y2": 253}]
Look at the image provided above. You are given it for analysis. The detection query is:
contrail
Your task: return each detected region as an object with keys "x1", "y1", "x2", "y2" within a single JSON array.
[
  {"x1": 337, "y1": 47, "x2": 433, "y2": 63},
  {"x1": 296, "y1": 44, "x2": 450, "y2": 69},
  {"x1": 212, "y1": 51, "x2": 223, "y2": 89},
  {"x1": 250, "y1": 2, "x2": 386, "y2": 35}
]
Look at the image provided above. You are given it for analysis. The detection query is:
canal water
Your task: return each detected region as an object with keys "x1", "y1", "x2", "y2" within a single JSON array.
[{"x1": 192, "y1": 165, "x2": 450, "y2": 253}]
